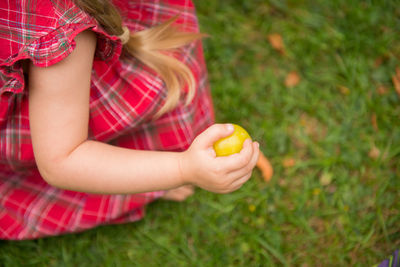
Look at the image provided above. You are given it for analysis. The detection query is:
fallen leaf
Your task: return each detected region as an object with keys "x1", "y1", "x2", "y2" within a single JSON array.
[
  {"x1": 371, "y1": 113, "x2": 378, "y2": 131},
  {"x1": 338, "y1": 85, "x2": 350, "y2": 95},
  {"x1": 256, "y1": 152, "x2": 273, "y2": 182},
  {"x1": 299, "y1": 116, "x2": 307, "y2": 126},
  {"x1": 285, "y1": 71, "x2": 301, "y2": 87},
  {"x1": 248, "y1": 204, "x2": 256, "y2": 213},
  {"x1": 327, "y1": 185, "x2": 337, "y2": 193},
  {"x1": 368, "y1": 145, "x2": 380, "y2": 159},
  {"x1": 381, "y1": 26, "x2": 390, "y2": 33},
  {"x1": 392, "y1": 68, "x2": 400, "y2": 97},
  {"x1": 312, "y1": 188, "x2": 321, "y2": 196},
  {"x1": 267, "y1": 33, "x2": 285, "y2": 54},
  {"x1": 282, "y1": 157, "x2": 296, "y2": 168},
  {"x1": 377, "y1": 85, "x2": 388, "y2": 95},
  {"x1": 374, "y1": 54, "x2": 390, "y2": 68},
  {"x1": 278, "y1": 179, "x2": 287, "y2": 187},
  {"x1": 309, "y1": 217, "x2": 325, "y2": 233},
  {"x1": 374, "y1": 57, "x2": 384, "y2": 68},
  {"x1": 319, "y1": 172, "x2": 333, "y2": 186}
]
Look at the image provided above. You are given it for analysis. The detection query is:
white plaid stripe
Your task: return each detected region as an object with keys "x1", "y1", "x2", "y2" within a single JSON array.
[{"x1": 0, "y1": 0, "x2": 214, "y2": 240}]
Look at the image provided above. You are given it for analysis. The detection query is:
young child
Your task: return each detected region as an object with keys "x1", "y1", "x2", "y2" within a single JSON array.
[{"x1": 0, "y1": 0, "x2": 259, "y2": 240}]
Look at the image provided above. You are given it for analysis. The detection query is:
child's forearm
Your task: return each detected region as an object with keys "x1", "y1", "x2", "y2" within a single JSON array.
[
  {"x1": 40, "y1": 140, "x2": 185, "y2": 194},
  {"x1": 27, "y1": 30, "x2": 257, "y2": 196},
  {"x1": 27, "y1": 30, "x2": 186, "y2": 194}
]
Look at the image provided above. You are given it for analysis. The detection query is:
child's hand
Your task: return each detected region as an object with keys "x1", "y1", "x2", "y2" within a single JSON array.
[{"x1": 179, "y1": 124, "x2": 260, "y2": 194}]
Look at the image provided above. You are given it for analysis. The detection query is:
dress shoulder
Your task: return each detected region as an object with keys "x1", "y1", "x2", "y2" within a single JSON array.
[{"x1": 0, "y1": 0, "x2": 122, "y2": 95}]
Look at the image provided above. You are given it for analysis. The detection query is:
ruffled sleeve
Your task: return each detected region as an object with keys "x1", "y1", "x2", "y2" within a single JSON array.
[{"x1": 0, "y1": 0, "x2": 122, "y2": 95}]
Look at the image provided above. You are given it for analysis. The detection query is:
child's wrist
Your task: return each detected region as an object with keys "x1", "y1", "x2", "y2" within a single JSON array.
[{"x1": 176, "y1": 151, "x2": 192, "y2": 186}]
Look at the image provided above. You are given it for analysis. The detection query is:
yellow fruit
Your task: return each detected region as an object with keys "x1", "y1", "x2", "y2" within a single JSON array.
[{"x1": 213, "y1": 124, "x2": 251, "y2": 156}]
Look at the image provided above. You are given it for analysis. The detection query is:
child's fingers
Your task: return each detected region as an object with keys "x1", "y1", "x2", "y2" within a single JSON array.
[
  {"x1": 227, "y1": 142, "x2": 259, "y2": 179},
  {"x1": 215, "y1": 139, "x2": 254, "y2": 172},
  {"x1": 194, "y1": 124, "x2": 234, "y2": 149},
  {"x1": 228, "y1": 172, "x2": 252, "y2": 191}
]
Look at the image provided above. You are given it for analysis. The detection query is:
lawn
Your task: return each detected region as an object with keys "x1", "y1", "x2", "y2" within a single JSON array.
[{"x1": 1, "y1": 0, "x2": 399, "y2": 266}]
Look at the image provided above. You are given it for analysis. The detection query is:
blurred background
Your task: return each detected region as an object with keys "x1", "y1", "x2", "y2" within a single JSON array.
[{"x1": 1, "y1": 0, "x2": 399, "y2": 266}]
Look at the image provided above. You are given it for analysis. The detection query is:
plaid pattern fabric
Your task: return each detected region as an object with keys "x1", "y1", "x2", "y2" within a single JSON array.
[{"x1": 0, "y1": 0, "x2": 214, "y2": 240}]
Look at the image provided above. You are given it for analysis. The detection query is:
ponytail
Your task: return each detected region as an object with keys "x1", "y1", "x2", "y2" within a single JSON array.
[{"x1": 74, "y1": 0, "x2": 204, "y2": 117}]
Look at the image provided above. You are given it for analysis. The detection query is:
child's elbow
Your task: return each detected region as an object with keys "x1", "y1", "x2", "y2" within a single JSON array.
[{"x1": 35, "y1": 157, "x2": 68, "y2": 189}]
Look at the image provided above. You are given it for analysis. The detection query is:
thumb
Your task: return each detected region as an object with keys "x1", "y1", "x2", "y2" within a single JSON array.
[{"x1": 194, "y1": 123, "x2": 234, "y2": 149}]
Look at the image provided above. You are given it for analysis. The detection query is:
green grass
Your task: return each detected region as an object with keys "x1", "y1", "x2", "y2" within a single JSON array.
[{"x1": 1, "y1": 0, "x2": 399, "y2": 266}]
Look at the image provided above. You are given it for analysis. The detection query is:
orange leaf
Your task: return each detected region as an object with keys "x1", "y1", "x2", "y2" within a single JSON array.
[
  {"x1": 338, "y1": 85, "x2": 350, "y2": 95},
  {"x1": 268, "y1": 33, "x2": 285, "y2": 54},
  {"x1": 256, "y1": 152, "x2": 273, "y2": 182},
  {"x1": 368, "y1": 145, "x2": 380, "y2": 159},
  {"x1": 285, "y1": 71, "x2": 301, "y2": 88},
  {"x1": 392, "y1": 67, "x2": 400, "y2": 98},
  {"x1": 392, "y1": 75, "x2": 400, "y2": 97},
  {"x1": 371, "y1": 113, "x2": 378, "y2": 132},
  {"x1": 377, "y1": 85, "x2": 388, "y2": 95},
  {"x1": 374, "y1": 57, "x2": 383, "y2": 68},
  {"x1": 282, "y1": 157, "x2": 296, "y2": 168}
]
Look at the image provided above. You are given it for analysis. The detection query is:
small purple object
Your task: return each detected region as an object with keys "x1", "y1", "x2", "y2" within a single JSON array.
[{"x1": 378, "y1": 250, "x2": 399, "y2": 267}]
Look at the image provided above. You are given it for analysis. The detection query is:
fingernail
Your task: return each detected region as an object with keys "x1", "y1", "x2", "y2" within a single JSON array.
[
  {"x1": 255, "y1": 142, "x2": 260, "y2": 148},
  {"x1": 226, "y1": 124, "x2": 234, "y2": 132}
]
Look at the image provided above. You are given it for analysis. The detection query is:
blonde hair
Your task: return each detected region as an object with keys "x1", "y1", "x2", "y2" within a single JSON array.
[{"x1": 75, "y1": 0, "x2": 205, "y2": 117}]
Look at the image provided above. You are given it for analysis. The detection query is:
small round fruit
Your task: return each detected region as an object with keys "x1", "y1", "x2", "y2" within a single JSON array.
[{"x1": 213, "y1": 124, "x2": 251, "y2": 156}]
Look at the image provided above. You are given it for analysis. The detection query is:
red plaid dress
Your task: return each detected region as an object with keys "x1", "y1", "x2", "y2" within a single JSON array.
[{"x1": 0, "y1": 0, "x2": 214, "y2": 240}]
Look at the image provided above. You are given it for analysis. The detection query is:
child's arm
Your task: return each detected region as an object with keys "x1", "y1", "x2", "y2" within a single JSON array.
[{"x1": 29, "y1": 30, "x2": 259, "y2": 194}]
